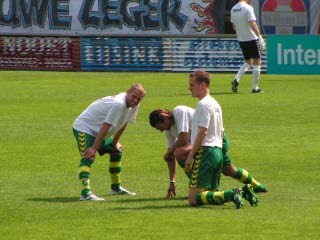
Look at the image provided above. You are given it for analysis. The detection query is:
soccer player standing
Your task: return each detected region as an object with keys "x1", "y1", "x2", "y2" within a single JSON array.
[
  {"x1": 185, "y1": 71, "x2": 257, "y2": 208},
  {"x1": 231, "y1": 0, "x2": 265, "y2": 93},
  {"x1": 73, "y1": 84, "x2": 146, "y2": 201}
]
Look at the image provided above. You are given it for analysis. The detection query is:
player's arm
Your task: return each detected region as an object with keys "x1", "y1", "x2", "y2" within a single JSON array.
[
  {"x1": 165, "y1": 132, "x2": 189, "y2": 199},
  {"x1": 232, "y1": 23, "x2": 236, "y2": 33},
  {"x1": 250, "y1": 20, "x2": 261, "y2": 37},
  {"x1": 163, "y1": 130, "x2": 188, "y2": 161},
  {"x1": 250, "y1": 20, "x2": 265, "y2": 50},
  {"x1": 162, "y1": 146, "x2": 176, "y2": 199},
  {"x1": 185, "y1": 127, "x2": 208, "y2": 173},
  {"x1": 175, "y1": 132, "x2": 189, "y2": 148},
  {"x1": 164, "y1": 132, "x2": 189, "y2": 160},
  {"x1": 112, "y1": 123, "x2": 127, "y2": 151},
  {"x1": 166, "y1": 156, "x2": 176, "y2": 199},
  {"x1": 82, "y1": 122, "x2": 112, "y2": 160}
]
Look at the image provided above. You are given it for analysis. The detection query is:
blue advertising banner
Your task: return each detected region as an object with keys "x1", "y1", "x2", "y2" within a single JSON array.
[
  {"x1": 267, "y1": 35, "x2": 320, "y2": 74},
  {"x1": 81, "y1": 37, "x2": 165, "y2": 71},
  {"x1": 80, "y1": 37, "x2": 267, "y2": 72}
]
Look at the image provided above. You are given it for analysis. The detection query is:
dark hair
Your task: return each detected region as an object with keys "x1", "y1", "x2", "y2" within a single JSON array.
[
  {"x1": 149, "y1": 109, "x2": 172, "y2": 127},
  {"x1": 189, "y1": 71, "x2": 211, "y2": 87}
]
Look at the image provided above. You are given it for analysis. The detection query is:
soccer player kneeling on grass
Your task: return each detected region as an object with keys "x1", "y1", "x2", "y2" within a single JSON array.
[
  {"x1": 149, "y1": 106, "x2": 267, "y2": 200},
  {"x1": 185, "y1": 71, "x2": 258, "y2": 208}
]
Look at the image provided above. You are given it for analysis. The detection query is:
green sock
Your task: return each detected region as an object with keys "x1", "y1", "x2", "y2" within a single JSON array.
[
  {"x1": 109, "y1": 152, "x2": 122, "y2": 191},
  {"x1": 196, "y1": 190, "x2": 234, "y2": 206},
  {"x1": 79, "y1": 158, "x2": 92, "y2": 196},
  {"x1": 234, "y1": 167, "x2": 260, "y2": 189}
]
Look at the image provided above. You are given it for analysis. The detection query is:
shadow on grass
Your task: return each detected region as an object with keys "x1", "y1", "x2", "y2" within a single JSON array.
[
  {"x1": 106, "y1": 196, "x2": 187, "y2": 203},
  {"x1": 106, "y1": 196, "x2": 235, "y2": 211},
  {"x1": 25, "y1": 196, "x2": 186, "y2": 203},
  {"x1": 109, "y1": 204, "x2": 190, "y2": 211},
  {"x1": 26, "y1": 196, "x2": 234, "y2": 211},
  {"x1": 109, "y1": 203, "x2": 233, "y2": 211},
  {"x1": 26, "y1": 197, "x2": 79, "y2": 203}
]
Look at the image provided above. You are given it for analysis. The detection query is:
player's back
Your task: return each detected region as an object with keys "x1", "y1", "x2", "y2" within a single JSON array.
[{"x1": 231, "y1": 2, "x2": 257, "y2": 41}]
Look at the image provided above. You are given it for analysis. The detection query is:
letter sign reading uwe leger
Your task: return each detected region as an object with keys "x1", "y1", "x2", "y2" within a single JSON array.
[
  {"x1": 0, "y1": 0, "x2": 198, "y2": 35},
  {"x1": 0, "y1": 0, "x2": 72, "y2": 29}
]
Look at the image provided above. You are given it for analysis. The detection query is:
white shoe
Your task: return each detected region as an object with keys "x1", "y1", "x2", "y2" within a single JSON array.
[
  {"x1": 80, "y1": 192, "x2": 105, "y2": 201},
  {"x1": 110, "y1": 186, "x2": 136, "y2": 196}
]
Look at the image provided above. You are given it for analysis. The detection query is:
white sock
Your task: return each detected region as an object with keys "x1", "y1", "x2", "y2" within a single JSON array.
[
  {"x1": 235, "y1": 63, "x2": 250, "y2": 82},
  {"x1": 252, "y1": 65, "x2": 261, "y2": 90}
]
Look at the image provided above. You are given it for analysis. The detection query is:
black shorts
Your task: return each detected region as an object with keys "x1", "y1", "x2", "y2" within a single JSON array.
[{"x1": 239, "y1": 40, "x2": 261, "y2": 60}]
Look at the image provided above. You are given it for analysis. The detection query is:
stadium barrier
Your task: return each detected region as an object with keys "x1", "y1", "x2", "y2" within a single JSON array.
[
  {"x1": 0, "y1": 36, "x2": 81, "y2": 71},
  {"x1": 0, "y1": 35, "x2": 267, "y2": 72}
]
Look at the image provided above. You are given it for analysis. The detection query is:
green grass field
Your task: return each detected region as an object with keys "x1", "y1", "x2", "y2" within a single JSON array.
[{"x1": 1, "y1": 71, "x2": 319, "y2": 240}]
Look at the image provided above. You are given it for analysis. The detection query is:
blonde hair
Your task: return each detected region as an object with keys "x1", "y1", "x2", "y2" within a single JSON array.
[{"x1": 129, "y1": 83, "x2": 146, "y2": 95}]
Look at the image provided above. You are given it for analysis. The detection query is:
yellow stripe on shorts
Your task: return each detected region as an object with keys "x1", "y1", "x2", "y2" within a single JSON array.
[
  {"x1": 190, "y1": 148, "x2": 203, "y2": 188},
  {"x1": 78, "y1": 132, "x2": 86, "y2": 153}
]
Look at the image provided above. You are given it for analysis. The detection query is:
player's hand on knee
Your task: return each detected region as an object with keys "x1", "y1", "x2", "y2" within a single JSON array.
[
  {"x1": 114, "y1": 142, "x2": 122, "y2": 152},
  {"x1": 82, "y1": 147, "x2": 96, "y2": 160}
]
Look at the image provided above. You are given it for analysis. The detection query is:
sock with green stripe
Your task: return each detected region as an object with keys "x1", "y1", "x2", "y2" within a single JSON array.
[
  {"x1": 234, "y1": 167, "x2": 262, "y2": 190},
  {"x1": 79, "y1": 158, "x2": 93, "y2": 197},
  {"x1": 196, "y1": 190, "x2": 234, "y2": 206},
  {"x1": 109, "y1": 152, "x2": 122, "y2": 191}
]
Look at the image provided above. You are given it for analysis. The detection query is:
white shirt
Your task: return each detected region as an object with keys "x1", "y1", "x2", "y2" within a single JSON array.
[
  {"x1": 73, "y1": 93, "x2": 139, "y2": 137},
  {"x1": 165, "y1": 106, "x2": 194, "y2": 148},
  {"x1": 231, "y1": 1, "x2": 258, "y2": 41},
  {"x1": 191, "y1": 95, "x2": 223, "y2": 148}
]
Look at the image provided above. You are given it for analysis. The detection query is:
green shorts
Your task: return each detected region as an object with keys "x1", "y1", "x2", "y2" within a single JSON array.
[
  {"x1": 222, "y1": 132, "x2": 232, "y2": 166},
  {"x1": 189, "y1": 146, "x2": 223, "y2": 190},
  {"x1": 72, "y1": 129, "x2": 117, "y2": 156}
]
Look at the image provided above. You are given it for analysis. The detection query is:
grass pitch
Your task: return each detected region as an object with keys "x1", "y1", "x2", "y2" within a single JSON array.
[{"x1": 0, "y1": 71, "x2": 319, "y2": 240}]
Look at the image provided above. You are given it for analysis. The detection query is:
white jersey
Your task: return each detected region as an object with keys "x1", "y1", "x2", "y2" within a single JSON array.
[
  {"x1": 165, "y1": 106, "x2": 194, "y2": 148},
  {"x1": 73, "y1": 92, "x2": 139, "y2": 137},
  {"x1": 231, "y1": 1, "x2": 258, "y2": 42},
  {"x1": 191, "y1": 95, "x2": 223, "y2": 148}
]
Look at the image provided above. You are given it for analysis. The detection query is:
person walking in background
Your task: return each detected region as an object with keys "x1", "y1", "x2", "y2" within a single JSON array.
[
  {"x1": 73, "y1": 84, "x2": 146, "y2": 201},
  {"x1": 231, "y1": 0, "x2": 266, "y2": 93}
]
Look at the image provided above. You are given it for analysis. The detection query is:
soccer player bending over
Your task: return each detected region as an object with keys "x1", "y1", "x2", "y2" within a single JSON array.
[{"x1": 73, "y1": 84, "x2": 146, "y2": 201}]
